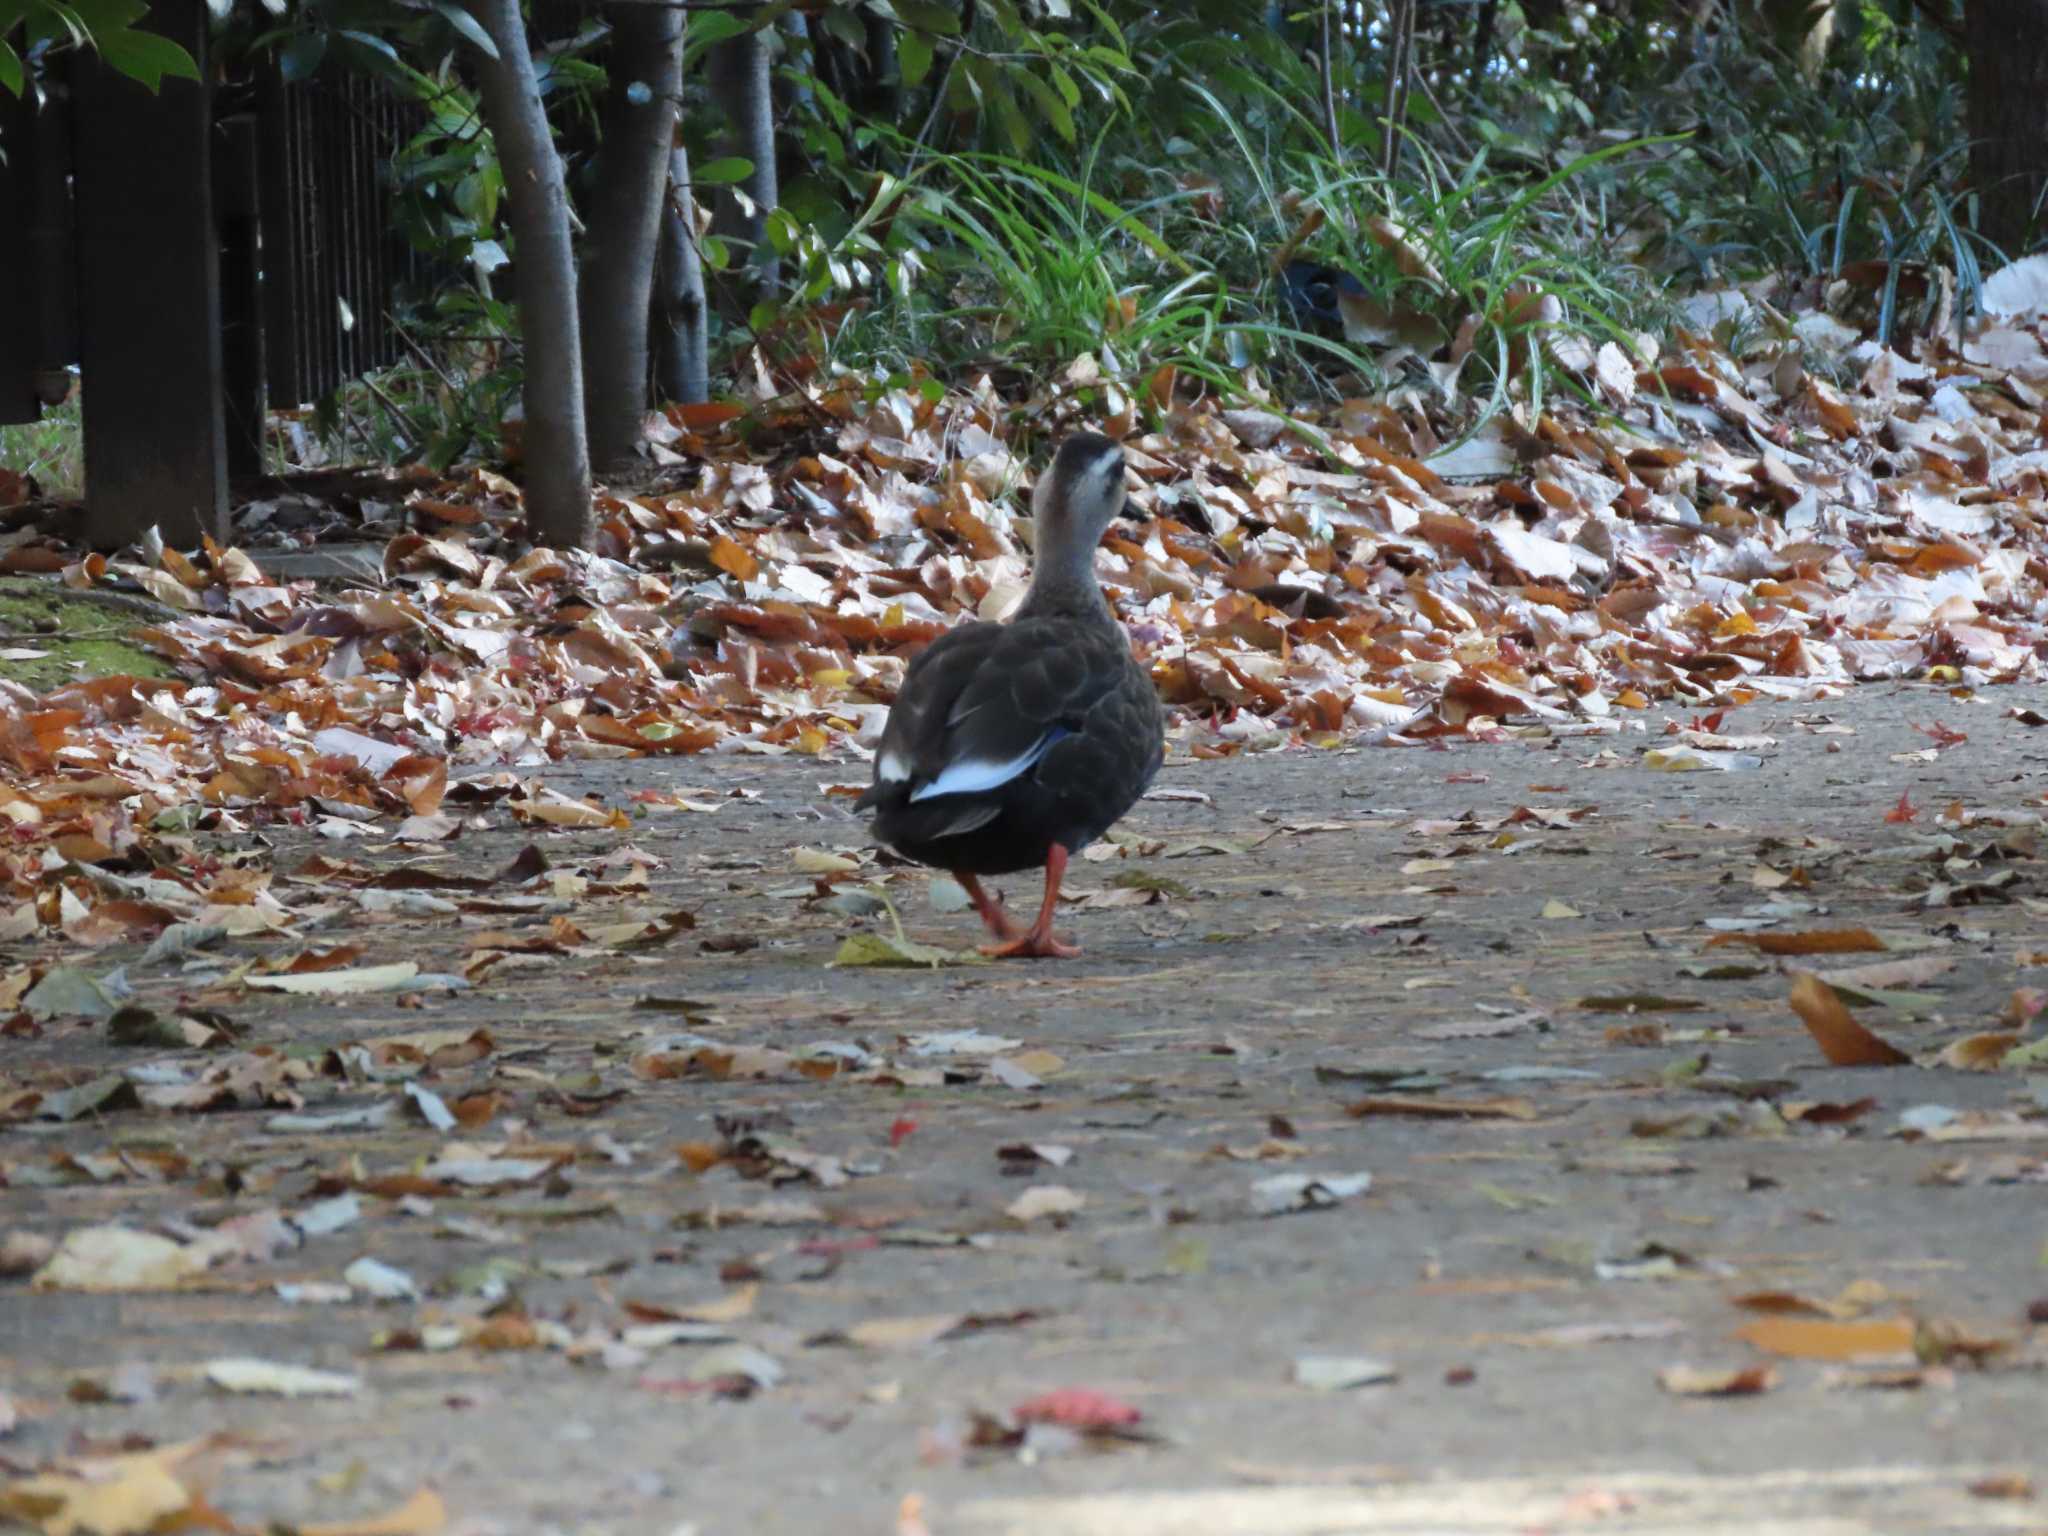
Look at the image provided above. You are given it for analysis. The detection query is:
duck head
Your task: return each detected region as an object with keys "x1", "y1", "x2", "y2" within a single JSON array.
[{"x1": 1024, "y1": 431, "x2": 1127, "y2": 607}]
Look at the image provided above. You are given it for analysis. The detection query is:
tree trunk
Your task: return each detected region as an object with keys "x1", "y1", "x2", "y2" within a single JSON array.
[
  {"x1": 1964, "y1": 0, "x2": 2048, "y2": 254},
  {"x1": 579, "y1": 1, "x2": 686, "y2": 474},
  {"x1": 463, "y1": 0, "x2": 592, "y2": 547},
  {"x1": 708, "y1": 6, "x2": 781, "y2": 311},
  {"x1": 859, "y1": 9, "x2": 901, "y2": 121},
  {"x1": 653, "y1": 143, "x2": 709, "y2": 404}
]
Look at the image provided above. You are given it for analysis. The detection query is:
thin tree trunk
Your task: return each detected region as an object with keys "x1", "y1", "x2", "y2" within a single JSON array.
[
  {"x1": 1471, "y1": 0, "x2": 1499, "y2": 78},
  {"x1": 580, "y1": 1, "x2": 686, "y2": 473},
  {"x1": 1318, "y1": 0, "x2": 1342, "y2": 161},
  {"x1": 1963, "y1": 0, "x2": 2048, "y2": 254},
  {"x1": 860, "y1": 9, "x2": 901, "y2": 120},
  {"x1": 1380, "y1": 0, "x2": 1416, "y2": 181},
  {"x1": 653, "y1": 142, "x2": 709, "y2": 404},
  {"x1": 462, "y1": 0, "x2": 591, "y2": 547},
  {"x1": 708, "y1": 6, "x2": 780, "y2": 311}
]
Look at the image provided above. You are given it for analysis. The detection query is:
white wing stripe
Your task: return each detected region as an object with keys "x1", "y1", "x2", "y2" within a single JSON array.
[
  {"x1": 907, "y1": 734, "x2": 1056, "y2": 803},
  {"x1": 877, "y1": 750, "x2": 910, "y2": 783}
]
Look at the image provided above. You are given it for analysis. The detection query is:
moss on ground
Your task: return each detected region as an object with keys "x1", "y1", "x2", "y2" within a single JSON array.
[{"x1": 0, "y1": 579, "x2": 180, "y2": 695}]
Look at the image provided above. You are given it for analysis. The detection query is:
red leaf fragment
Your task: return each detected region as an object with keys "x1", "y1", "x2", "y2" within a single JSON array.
[{"x1": 1013, "y1": 1388, "x2": 1143, "y2": 1431}]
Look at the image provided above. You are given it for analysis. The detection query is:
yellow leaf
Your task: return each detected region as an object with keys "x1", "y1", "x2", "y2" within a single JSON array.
[
  {"x1": 1735, "y1": 1316, "x2": 1916, "y2": 1361},
  {"x1": 298, "y1": 1488, "x2": 449, "y2": 1536}
]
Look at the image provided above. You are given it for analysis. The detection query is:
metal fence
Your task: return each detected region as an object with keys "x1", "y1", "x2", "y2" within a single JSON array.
[{"x1": 0, "y1": 3, "x2": 420, "y2": 545}]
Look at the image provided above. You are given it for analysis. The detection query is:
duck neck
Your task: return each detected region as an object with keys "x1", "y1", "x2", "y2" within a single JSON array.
[{"x1": 1016, "y1": 542, "x2": 1112, "y2": 625}]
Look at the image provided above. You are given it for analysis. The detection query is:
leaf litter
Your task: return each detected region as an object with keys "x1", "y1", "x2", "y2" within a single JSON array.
[{"x1": 10, "y1": 279, "x2": 2048, "y2": 1529}]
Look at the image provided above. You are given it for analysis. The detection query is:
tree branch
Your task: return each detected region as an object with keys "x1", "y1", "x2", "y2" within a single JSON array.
[{"x1": 1319, "y1": 0, "x2": 1342, "y2": 162}]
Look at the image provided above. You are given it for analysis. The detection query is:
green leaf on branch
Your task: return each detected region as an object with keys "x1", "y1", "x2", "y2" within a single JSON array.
[
  {"x1": 820, "y1": 5, "x2": 863, "y2": 49},
  {"x1": 0, "y1": 39, "x2": 21, "y2": 96},
  {"x1": 682, "y1": 7, "x2": 749, "y2": 60},
  {"x1": 695, "y1": 156, "x2": 754, "y2": 187},
  {"x1": 898, "y1": 29, "x2": 932, "y2": 88},
  {"x1": 891, "y1": 0, "x2": 962, "y2": 36},
  {"x1": 432, "y1": 1, "x2": 498, "y2": 60},
  {"x1": 278, "y1": 31, "x2": 326, "y2": 81},
  {"x1": 95, "y1": 23, "x2": 200, "y2": 90}
]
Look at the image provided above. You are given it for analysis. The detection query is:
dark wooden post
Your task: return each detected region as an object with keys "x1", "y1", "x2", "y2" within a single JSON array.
[
  {"x1": 70, "y1": 0, "x2": 228, "y2": 547},
  {"x1": 216, "y1": 113, "x2": 267, "y2": 482},
  {"x1": 0, "y1": 88, "x2": 40, "y2": 426}
]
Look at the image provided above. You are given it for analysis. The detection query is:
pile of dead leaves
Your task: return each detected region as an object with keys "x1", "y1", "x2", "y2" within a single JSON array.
[{"x1": 4, "y1": 257, "x2": 2048, "y2": 936}]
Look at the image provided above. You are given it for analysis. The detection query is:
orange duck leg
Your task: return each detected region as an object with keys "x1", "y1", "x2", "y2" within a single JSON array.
[{"x1": 977, "y1": 844, "x2": 1080, "y2": 959}]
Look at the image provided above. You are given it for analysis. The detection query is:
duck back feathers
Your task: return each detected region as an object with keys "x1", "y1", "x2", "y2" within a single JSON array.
[{"x1": 856, "y1": 433, "x2": 1165, "y2": 876}]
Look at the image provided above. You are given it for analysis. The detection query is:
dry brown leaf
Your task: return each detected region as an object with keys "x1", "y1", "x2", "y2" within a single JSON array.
[
  {"x1": 1787, "y1": 973, "x2": 1911, "y2": 1067},
  {"x1": 1710, "y1": 928, "x2": 1887, "y2": 956},
  {"x1": 1939, "y1": 1032, "x2": 2021, "y2": 1071},
  {"x1": 1731, "y1": 1281, "x2": 1888, "y2": 1320},
  {"x1": 1966, "y1": 1474, "x2": 2036, "y2": 1500},
  {"x1": 1346, "y1": 1095, "x2": 1540, "y2": 1121},
  {"x1": 708, "y1": 535, "x2": 759, "y2": 580}
]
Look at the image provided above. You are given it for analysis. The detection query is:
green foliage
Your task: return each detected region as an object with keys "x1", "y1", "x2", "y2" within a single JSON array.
[
  {"x1": 210, "y1": 0, "x2": 2001, "y2": 460},
  {"x1": 316, "y1": 292, "x2": 523, "y2": 472},
  {"x1": 1610, "y1": 8, "x2": 1988, "y2": 338},
  {"x1": 0, "y1": 388, "x2": 82, "y2": 497},
  {"x1": 0, "y1": 0, "x2": 200, "y2": 95}
]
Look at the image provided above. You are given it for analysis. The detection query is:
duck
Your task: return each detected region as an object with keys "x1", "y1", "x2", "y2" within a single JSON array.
[{"x1": 855, "y1": 432, "x2": 1166, "y2": 958}]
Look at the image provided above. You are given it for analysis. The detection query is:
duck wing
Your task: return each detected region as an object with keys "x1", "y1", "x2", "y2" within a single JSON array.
[{"x1": 857, "y1": 617, "x2": 1135, "y2": 838}]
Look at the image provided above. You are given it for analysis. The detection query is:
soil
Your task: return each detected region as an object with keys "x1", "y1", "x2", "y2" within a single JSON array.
[{"x1": 6, "y1": 682, "x2": 2048, "y2": 1535}]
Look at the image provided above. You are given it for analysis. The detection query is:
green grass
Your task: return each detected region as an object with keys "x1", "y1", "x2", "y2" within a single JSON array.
[{"x1": 1, "y1": 394, "x2": 85, "y2": 499}]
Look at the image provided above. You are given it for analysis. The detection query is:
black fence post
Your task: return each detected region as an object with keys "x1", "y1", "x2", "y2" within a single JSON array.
[
  {"x1": 217, "y1": 112, "x2": 266, "y2": 482},
  {"x1": 71, "y1": 0, "x2": 228, "y2": 548},
  {"x1": 0, "y1": 86, "x2": 40, "y2": 427}
]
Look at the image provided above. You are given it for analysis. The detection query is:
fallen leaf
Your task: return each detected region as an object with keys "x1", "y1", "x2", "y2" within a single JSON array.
[
  {"x1": 1250, "y1": 1170, "x2": 1373, "y2": 1215},
  {"x1": 1346, "y1": 1095, "x2": 1539, "y2": 1121},
  {"x1": 32, "y1": 1227, "x2": 209, "y2": 1291},
  {"x1": 1005, "y1": 1185, "x2": 1085, "y2": 1223},
  {"x1": 204, "y1": 1358, "x2": 361, "y2": 1397},
  {"x1": 1293, "y1": 1355, "x2": 1398, "y2": 1390},
  {"x1": 1967, "y1": 1474, "x2": 2035, "y2": 1500},
  {"x1": 245, "y1": 962, "x2": 423, "y2": 995},
  {"x1": 833, "y1": 1314, "x2": 971, "y2": 1350},
  {"x1": 1657, "y1": 1363, "x2": 1778, "y2": 1396},
  {"x1": 1734, "y1": 1315, "x2": 1917, "y2": 1362},
  {"x1": 1709, "y1": 928, "x2": 1886, "y2": 956},
  {"x1": 1940, "y1": 1032, "x2": 2021, "y2": 1071},
  {"x1": 1788, "y1": 973, "x2": 1911, "y2": 1066},
  {"x1": 1817, "y1": 954, "x2": 1955, "y2": 989},
  {"x1": 0, "y1": 1439, "x2": 230, "y2": 1536},
  {"x1": 297, "y1": 1488, "x2": 449, "y2": 1536},
  {"x1": 832, "y1": 932, "x2": 975, "y2": 968},
  {"x1": 1013, "y1": 1387, "x2": 1142, "y2": 1430},
  {"x1": 1578, "y1": 993, "x2": 1705, "y2": 1012}
]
